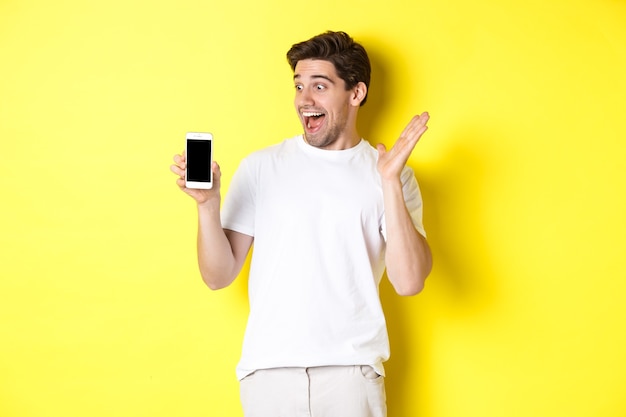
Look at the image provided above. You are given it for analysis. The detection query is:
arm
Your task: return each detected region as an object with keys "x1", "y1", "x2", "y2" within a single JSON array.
[
  {"x1": 377, "y1": 112, "x2": 433, "y2": 296},
  {"x1": 171, "y1": 154, "x2": 253, "y2": 290},
  {"x1": 195, "y1": 201, "x2": 253, "y2": 290}
]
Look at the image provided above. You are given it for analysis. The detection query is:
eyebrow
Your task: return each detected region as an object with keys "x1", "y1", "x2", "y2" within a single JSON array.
[{"x1": 293, "y1": 74, "x2": 336, "y2": 84}]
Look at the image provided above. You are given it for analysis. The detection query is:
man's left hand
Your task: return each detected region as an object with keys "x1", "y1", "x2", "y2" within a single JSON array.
[{"x1": 376, "y1": 112, "x2": 430, "y2": 181}]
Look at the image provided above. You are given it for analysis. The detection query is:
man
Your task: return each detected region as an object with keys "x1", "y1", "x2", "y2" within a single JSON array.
[{"x1": 171, "y1": 31, "x2": 432, "y2": 417}]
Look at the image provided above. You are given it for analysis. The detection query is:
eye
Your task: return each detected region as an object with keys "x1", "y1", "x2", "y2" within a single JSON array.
[
  {"x1": 295, "y1": 84, "x2": 303, "y2": 91},
  {"x1": 316, "y1": 84, "x2": 326, "y2": 91}
]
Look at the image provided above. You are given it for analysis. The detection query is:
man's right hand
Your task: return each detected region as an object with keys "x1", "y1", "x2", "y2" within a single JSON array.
[{"x1": 170, "y1": 151, "x2": 222, "y2": 206}]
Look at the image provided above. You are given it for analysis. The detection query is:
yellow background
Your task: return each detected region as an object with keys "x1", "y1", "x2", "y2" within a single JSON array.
[{"x1": 1, "y1": 0, "x2": 625, "y2": 416}]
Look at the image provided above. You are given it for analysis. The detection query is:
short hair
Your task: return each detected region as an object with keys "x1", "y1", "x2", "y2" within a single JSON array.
[{"x1": 286, "y1": 31, "x2": 371, "y2": 106}]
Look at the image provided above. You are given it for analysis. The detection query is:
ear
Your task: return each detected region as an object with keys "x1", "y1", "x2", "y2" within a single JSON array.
[{"x1": 350, "y1": 82, "x2": 367, "y2": 106}]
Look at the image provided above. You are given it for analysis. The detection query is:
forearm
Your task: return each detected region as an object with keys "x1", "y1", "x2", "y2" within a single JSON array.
[
  {"x1": 196, "y1": 200, "x2": 239, "y2": 290},
  {"x1": 382, "y1": 179, "x2": 432, "y2": 296}
]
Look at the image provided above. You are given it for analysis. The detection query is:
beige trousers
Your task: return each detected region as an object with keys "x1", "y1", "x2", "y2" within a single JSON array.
[{"x1": 240, "y1": 365, "x2": 387, "y2": 417}]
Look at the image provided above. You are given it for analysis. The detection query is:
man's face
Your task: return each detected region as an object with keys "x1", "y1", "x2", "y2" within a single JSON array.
[{"x1": 293, "y1": 59, "x2": 358, "y2": 150}]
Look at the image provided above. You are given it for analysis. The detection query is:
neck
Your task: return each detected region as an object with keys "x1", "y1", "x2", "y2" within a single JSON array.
[{"x1": 313, "y1": 131, "x2": 361, "y2": 150}]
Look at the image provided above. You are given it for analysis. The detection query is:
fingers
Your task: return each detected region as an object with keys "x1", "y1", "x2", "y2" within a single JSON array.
[
  {"x1": 414, "y1": 111, "x2": 429, "y2": 126},
  {"x1": 394, "y1": 112, "x2": 429, "y2": 155},
  {"x1": 171, "y1": 152, "x2": 186, "y2": 177},
  {"x1": 385, "y1": 112, "x2": 431, "y2": 162},
  {"x1": 170, "y1": 163, "x2": 183, "y2": 175},
  {"x1": 401, "y1": 112, "x2": 430, "y2": 140},
  {"x1": 173, "y1": 152, "x2": 186, "y2": 168},
  {"x1": 170, "y1": 151, "x2": 222, "y2": 206}
]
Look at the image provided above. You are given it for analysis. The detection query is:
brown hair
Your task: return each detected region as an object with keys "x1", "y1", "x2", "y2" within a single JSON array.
[{"x1": 286, "y1": 31, "x2": 371, "y2": 106}]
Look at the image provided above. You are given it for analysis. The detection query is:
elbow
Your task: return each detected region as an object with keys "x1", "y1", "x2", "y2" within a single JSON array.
[
  {"x1": 200, "y1": 271, "x2": 235, "y2": 291},
  {"x1": 205, "y1": 280, "x2": 228, "y2": 291},
  {"x1": 394, "y1": 278, "x2": 426, "y2": 296},
  {"x1": 387, "y1": 238, "x2": 433, "y2": 296},
  {"x1": 390, "y1": 264, "x2": 432, "y2": 297}
]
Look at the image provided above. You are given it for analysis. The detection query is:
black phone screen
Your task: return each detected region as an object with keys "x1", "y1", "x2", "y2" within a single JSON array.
[{"x1": 187, "y1": 139, "x2": 212, "y2": 182}]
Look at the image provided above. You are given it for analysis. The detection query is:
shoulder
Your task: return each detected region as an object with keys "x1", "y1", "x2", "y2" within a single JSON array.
[{"x1": 243, "y1": 135, "x2": 301, "y2": 164}]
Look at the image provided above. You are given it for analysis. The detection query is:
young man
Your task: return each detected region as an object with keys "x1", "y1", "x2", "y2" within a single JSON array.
[{"x1": 171, "y1": 31, "x2": 432, "y2": 417}]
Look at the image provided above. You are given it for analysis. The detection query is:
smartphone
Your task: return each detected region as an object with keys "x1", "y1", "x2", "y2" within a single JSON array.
[{"x1": 185, "y1": 132, "x2": 213, "y2": 189}]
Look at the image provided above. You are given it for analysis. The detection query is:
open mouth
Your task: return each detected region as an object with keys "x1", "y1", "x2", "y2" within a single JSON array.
[{"x1": 302, "y1": 111, "x2": 325, "y2": 132}]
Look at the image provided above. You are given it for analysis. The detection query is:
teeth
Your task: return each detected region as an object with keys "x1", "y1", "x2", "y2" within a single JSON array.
[{"x1": 302, "y1": 112, "x2": 323, "y2": 117}]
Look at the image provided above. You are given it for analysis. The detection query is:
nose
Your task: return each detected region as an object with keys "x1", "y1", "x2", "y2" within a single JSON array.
[{"x1": 296, "y1": 87, "x2": 314, "y2": 107}]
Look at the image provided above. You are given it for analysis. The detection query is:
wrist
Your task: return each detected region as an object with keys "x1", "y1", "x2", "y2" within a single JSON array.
[
  {"x1": 380, "y1": 176, "x2": 403, "y2": 191},
  {"x1": 197, "y1": 195, "x2": 221, "y2": 214}
]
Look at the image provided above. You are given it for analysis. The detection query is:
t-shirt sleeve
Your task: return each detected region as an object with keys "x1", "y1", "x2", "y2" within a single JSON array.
[
  {"x1": 402, "y1": 167, "x2": 427, "y2": 238},
  {"x1": 221, "y1": 158, "x2": 256, "y2": 237}
]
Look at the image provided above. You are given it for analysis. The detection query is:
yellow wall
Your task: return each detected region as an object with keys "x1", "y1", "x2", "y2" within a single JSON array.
[{"x1": 1, "y1": 0, "x2": 625, "y2": 416}]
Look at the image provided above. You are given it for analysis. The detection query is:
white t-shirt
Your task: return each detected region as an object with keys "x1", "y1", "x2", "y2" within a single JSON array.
[{"x1": 221, "y1": 135, "x2": 425, "y2": 380}]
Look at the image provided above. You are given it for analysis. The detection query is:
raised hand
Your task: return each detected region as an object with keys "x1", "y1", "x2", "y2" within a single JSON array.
[{"x1": 376, "y1": 112, "x2": 430, "y2": 181}]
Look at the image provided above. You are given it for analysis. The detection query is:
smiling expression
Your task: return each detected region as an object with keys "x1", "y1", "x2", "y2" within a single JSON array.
[{"x1": 293, "y1": 59, "x2": 365, "y2": 150}]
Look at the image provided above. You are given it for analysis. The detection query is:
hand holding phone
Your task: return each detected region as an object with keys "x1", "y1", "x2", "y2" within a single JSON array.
[{"x1": 185, "y1": 132, "x2": 213, "y2": 189}]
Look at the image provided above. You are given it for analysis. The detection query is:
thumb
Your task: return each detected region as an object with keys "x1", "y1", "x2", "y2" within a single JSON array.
[
  {"x1": 376, "y1": 143, "x2": 387, "y2": 157},
  {"x1": 212, "y1": 161, "x2": 222, "y2": 185}
]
